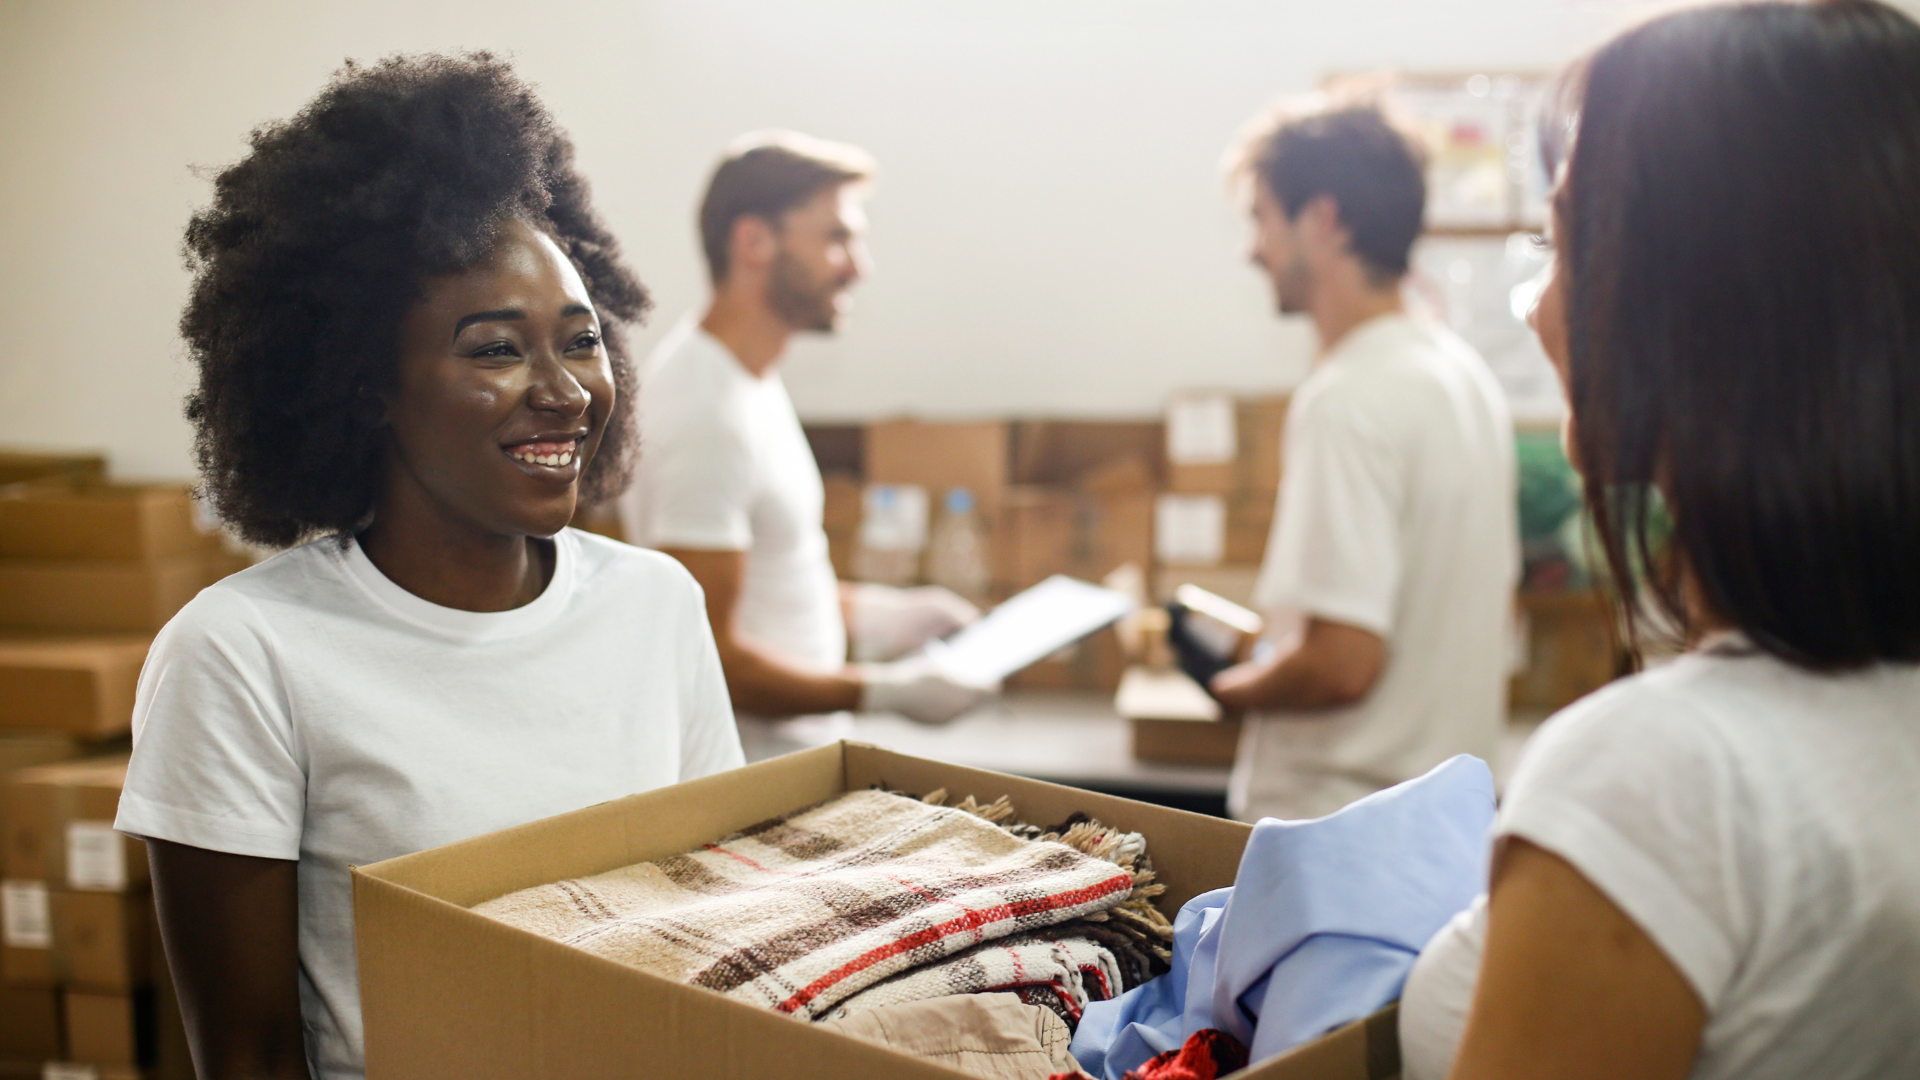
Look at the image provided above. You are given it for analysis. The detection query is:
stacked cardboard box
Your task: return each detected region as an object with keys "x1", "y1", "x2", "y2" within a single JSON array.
[
  {"x1": 0, "y1": 457, "x2": 210, "y2": 1079},
  {"x1": 0, "y1": 482, "x2": 240, "y2": 636},
  {"x1": 805, "y1": 409, "x2": 1294, "y2": 693},
  {"x1": 1158, "y1": 395, "x2": 1289, "y2": 599},
  {"x1": 1, "y1": 758, "x2": 187, "y2": 1079}
]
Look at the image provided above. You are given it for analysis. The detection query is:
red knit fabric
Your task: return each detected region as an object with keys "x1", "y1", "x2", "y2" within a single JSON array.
[{"x1": 1122, "y1": 1029, "x2": 1250, "y2": 1080}]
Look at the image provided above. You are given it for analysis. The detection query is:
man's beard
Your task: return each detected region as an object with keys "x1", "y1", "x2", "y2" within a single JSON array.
[
  {"x1": 768, "y1": 251, "x2": 843, "y2": 332},
  {"x1": 1273, "y1": 251, "x2": 1311, "y2": 315}
]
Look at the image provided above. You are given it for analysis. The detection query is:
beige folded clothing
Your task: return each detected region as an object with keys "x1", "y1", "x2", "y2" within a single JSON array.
[
  {"x1": 821, "y1": 993, "x2": 1081, "y2": 1080},
  {"x1": 470, "y1": 789, "x2": 1136, "y2": 1019}
]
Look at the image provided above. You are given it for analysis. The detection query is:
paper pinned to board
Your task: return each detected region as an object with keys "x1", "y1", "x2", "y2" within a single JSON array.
[{"x1": 925, "y1": 575, "x2": 1136, "y2": 686}]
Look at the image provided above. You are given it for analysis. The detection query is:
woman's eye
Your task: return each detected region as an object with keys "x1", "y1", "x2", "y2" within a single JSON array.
[
  {"x1": 568, "y1": 332, "x2": 601, "y2": 353},
  {"x1": 472, "y1": 341, "x2": 519, "y2": 359}
]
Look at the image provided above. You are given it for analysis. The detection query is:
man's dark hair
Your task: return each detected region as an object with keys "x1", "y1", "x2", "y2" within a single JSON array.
[
  {"x1": 698, "y1": 132, "x2": 874, "y2": 284},
  {"x1": 180, "y1": 53, "x2": 649, "y2": 549},
  {"x1": 1557, "y1": 0, "x2": 1920, "y2": 668},
  {"x1": 1235, "y1": 99, "x2": 1428, "y2": 281}
]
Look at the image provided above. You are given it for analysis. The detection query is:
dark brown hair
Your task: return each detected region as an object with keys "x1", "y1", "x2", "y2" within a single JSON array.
[
  {"x1": 1559, "y1": 0, "x2": 1920, "y2": 668},
  {"x1": 698, "y1": 132, "x2": 873, "y2": 284},
  {"x1": 1234, "y1": 98, "x2": 1428, "y2": 280}
]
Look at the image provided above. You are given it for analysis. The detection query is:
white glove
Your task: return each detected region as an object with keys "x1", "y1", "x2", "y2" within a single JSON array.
[
  {"x1": 848, "y1": 583, "x2": 982, "y2": 663},
  {"x1": 857, "y1": 657, "x2": 998, "y2": 724}
]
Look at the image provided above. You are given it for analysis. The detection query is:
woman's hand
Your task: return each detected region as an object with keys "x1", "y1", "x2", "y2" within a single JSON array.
[
  {"x1": 1448, "y1": 838, "x2": 1705, "y2": 1079},
  {"x1": 149, "y1": 838, "x2": 308, "y2": 1080}
]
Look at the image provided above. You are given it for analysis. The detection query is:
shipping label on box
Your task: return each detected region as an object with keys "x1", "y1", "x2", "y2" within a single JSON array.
[
  {"x1": 2, "y1": 879, "x2": 51, "y2": 949},
  {"x1": 1156, "y1": 494, "x2": 1226, "y2": 567},
  {"x1": 64, "y1": 824, "x2": 126, "y2": 892}
]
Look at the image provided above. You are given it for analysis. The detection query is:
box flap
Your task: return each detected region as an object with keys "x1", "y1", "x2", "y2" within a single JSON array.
[{"x1": 356, "y1": 742, "x2": 847, "y2": 908}]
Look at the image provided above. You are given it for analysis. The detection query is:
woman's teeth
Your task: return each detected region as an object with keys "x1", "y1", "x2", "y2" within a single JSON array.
[{"x1": 511, "y1": 447, "x2": 574, "y2": 467}]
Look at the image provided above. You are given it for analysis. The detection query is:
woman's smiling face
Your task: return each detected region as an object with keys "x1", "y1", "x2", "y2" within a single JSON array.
[{"x1": 382, "y1": 216, "x2": 614, "y2": 540}]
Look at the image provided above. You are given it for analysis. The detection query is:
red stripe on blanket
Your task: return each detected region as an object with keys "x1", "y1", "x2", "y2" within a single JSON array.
[
  {"x1": 700, "y1": 842, "x2": 801, "y2": 876},
  {"x1": 773, "y1": 871, "x2": 1134, "y2": 1014}
]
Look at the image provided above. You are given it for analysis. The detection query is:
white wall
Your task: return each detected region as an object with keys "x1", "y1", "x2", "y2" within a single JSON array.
[{"x1": 0, "y1": 0, "x2": 1651, "y2": 481}]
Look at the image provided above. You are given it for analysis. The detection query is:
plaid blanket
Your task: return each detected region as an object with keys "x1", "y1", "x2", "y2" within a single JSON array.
[
  {"x1": 826, "y1": 930, "x2": 1124, "y2": 1025},
  {"x1": 472, "y1": 789, "x2": 1136, "y2": 1019}
]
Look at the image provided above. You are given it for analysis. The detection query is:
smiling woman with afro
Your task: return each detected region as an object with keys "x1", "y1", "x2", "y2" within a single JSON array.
[
  {"x1": 116, "y1": 53, "x2": 745, "y2": 1080},
  {"x1": 182, "y1": 51, "x2": 647, "y2": 547}
]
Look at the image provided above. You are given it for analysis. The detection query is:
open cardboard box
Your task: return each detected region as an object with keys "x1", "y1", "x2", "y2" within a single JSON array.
[{"x1": 353, "y1": 742, "x2": 1399, "y2": 1080}]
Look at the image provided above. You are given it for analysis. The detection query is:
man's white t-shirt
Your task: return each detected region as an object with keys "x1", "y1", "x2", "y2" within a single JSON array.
[
  {"x1": 621, "y1": 317, "x2": 846, "y2": 675},
  {"x1": 1232, "y1": 312, "x2": 1518, "y2": 821},
  {"x1": 1400, "y1": 643, "x2": 1920, "y2": 1080},
  {"x1": 113, "y1": 529, "x2": 744, "y2": 1080}
]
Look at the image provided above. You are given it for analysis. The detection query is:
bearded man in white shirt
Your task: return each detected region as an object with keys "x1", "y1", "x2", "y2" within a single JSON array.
[
  {"x1": 621, "y1": 132, "x2": 991, "y2": 758},
  {"x1": 1209, "y1": 101, "x2": 1519, "y2": 821}
]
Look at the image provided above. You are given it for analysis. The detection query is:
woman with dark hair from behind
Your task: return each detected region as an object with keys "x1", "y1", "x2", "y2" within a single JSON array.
[
  {"x1": 112, "y1": 55, "x2": 743, "y2": 1080},
  {"x1": 1397, "y1": 2, "x2": 1920, "y2": 1077}
]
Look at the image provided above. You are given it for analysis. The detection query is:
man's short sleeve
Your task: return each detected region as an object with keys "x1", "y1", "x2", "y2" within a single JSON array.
[
  {"x1": 626, "y1": 373, "x2": 757, "y2": 552},
  {"x1": 114, "y1": 592, "x2": 307, "y2": 860},
  {"x1": 1253, "y1": 395, "x2": 1403, "y2": 636}
]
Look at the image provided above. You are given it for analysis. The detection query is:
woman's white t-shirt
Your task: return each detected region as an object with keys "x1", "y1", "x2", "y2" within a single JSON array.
[
  {"x1": 1400, "y1": 642, "x2": 1920, "y2": 1079},
  {"x1": 114, "y1": 529, "x2": 745, "y2": 1080}
]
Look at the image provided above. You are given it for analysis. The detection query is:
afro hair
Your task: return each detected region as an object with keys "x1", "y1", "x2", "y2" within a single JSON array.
[{"x1": 181, "y1": 52, "x2": 649, "y2": 548}]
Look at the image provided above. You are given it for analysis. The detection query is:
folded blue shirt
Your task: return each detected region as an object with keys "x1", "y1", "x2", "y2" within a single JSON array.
[{"x1": 1071, "y1": 754, "x2": 1494, "y2": 1079}]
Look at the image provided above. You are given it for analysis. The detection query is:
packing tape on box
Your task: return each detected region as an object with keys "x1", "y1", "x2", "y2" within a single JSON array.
[{"x1": 2, "y1": 879, "x2": 51, "y2": 948}]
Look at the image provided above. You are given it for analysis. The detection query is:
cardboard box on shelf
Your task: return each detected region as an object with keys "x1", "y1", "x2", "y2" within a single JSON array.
[
  {"x1": 864, "y1": 420, "x2": 1009, "y2": 517},
  {"x1": 0, "y1": 554, "x2": 241, "y2": 634},
  {"x1": 1510, "y1": 590, "x2": 1621, "y2": 712},
  {"x1": 3, "y1": 888, "x2": 152, "y2": 991},
  {"x1": 0, "y1": 638, "x2": 150, "y2": 739},
  {"x1": 0, "y1": 452, "x2": 106, "y2": 490},
  {"x1": 1132, "y1": 718, "x2": 1243, "y2": 766},
  {"x1": 566, "y1": 505, "x2": 625, "y2": 544},
  {"x1": 63, "y1": 989, "x2": 155, "y2": 1068},
  {"x1": 1115, "y1": 666, "x2": 1242, "y2": 766},
  {"x1": 353, "y1": 742, "x2": 1396, "y2": 1080},
  {"x1": 1009, "y1": 421, "x2": 1163, "y2": 488},
  {"x1": 1004, "y1": 627, "x2": 1129, "y2": 694},
  {"x1": 49, "y1": 890, "x2": 152, "y2": 991},
  {"x1": 1224, "y1": 494, "x2": 1276, "y2": 566},
  {"x1": 802, "y1": 424, "x2": 865, "y2": 479},
  {"x1": 820, "y1": 473, "x2": 863, "y2": 581},
  {"x1": 993, "y1": 487, "x2": 1077, "y2": 595},
  {"x1": 0, "y1": 984, "x2": 61, "y2": 1059},
  {"x1": 3, "y1": 758, "x2": 144, "y2": 891},
  {"x1": 0, "y1": 486, "x2": 217, "y2": 564},
  {"x1": 0, "y1": 734, "x2": 85, "y2": 801},
  {"x1": 1235, "y1": 395, "x2": 1290, "y2": 496}
]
